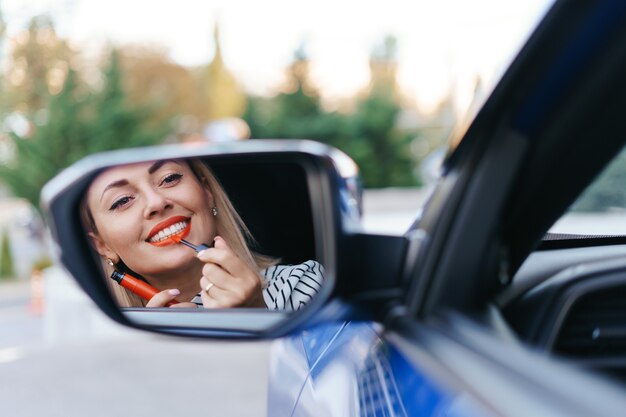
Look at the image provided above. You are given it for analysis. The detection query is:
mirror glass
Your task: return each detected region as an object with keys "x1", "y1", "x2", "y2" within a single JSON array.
[{"x1": 77, "y1": 155, "x2": 325, "y2": 329}]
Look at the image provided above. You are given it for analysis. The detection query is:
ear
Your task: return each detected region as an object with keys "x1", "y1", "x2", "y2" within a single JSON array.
[
  {"x1": 88, "y1": 232, "x2": 119, "y2": 264},
  {"x1": 203, "y1": 184, "x2": 215, "y2": 207}
]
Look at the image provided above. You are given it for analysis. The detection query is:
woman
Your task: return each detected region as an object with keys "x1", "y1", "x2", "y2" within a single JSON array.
[{"x1": 81, "y1": 158, "x2": 323, "y2": 310}]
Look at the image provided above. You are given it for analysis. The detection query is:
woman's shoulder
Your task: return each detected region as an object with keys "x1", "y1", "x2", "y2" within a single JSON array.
[
  {"x1": 262, "y1": 260, "x2": 324, "y2": 311},
  {"x1": 262, "y1": 260, "x2": 323, "y2": 279}
]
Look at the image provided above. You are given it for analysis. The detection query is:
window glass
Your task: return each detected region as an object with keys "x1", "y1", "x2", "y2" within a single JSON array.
[{"x1": 551, "y1": 146, "x2": 626, "y2": 235}]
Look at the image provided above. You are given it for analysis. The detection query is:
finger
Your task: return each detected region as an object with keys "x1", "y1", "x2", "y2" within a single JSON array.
[
  {"x1": 198, "y1": 247, "x2": 262, "y2": 295},
  {"x1": 201, "y1": 262, "x2": 235, "y2": 288},
  {"x1": 200, "y1": 286, "x2": 242, "y2": 308},
  {"x1": 199, "y1": 275, "x2": 230, "y2": 300},
  {"x1": 199, "y1": 276, "x2": 214, "y2": 294},
  {"x1": 199, "y1": 276, "x2": 248, "y2": 308},
  {"x1": 169, "y1": 302, "x2": 198, "y2": 308},
  {"x1": 201, "y1": 263, "x2": 262, "y2": 303},
  {"x1": 199, "y1": 287, "x2": 217, "y2": 308},
  {"x1": 146, "y1": 289, "x2": 180, "y2": 308},
  {"x1": 199, "y1": 281, "x2": 233, "y2": 308},
  {"x1": 197, "y1": 236, "x2": 249, "y2": 278}
]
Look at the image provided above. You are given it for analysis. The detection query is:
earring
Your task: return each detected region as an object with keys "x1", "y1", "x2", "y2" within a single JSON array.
[
  {"x1": 106, "y1": 258, "x2": 115, "y2": 267},
  {"x1": 211, "y1": 206, "x2": 218, "y2": 217}
]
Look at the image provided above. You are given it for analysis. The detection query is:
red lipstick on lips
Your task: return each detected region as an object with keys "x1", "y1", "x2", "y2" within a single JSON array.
[{"x1": 146, "y1": 216, "x2": 191, "y2": 247}]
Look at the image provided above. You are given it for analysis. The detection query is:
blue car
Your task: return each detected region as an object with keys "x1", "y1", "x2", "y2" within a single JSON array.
[{"x1": 39, "y1": 1, "x2": 626, "y2": 416}]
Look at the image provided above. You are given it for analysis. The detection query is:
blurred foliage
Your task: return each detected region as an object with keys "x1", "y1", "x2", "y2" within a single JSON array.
[
  {"x1": 0, "y1": 14, "x2": 7, "y2": 129},
  {"x1": 0, "y1": 30, "x2": 169, "y2": 208},
  {"x1": 202, "y1": 25, "x2": 246, "y2": 121},
  {"x1": 0, "y1": 229, "x2": 14, "y2": 279},
  {"x1": 86, "y1": 49, "x2": 170, "y2": 152},
  {"x1": 32, "y1": 255, "x2": 53, "y2": 272},
  {"x1": 244, "y1": 50, "x2": 340, "y2": 142},
  {"x1": 5, "y1": 15, "x2": 75, "y2": 114},
  {"x1": 0, "y1": 68, "x2": 89, "y2": 207},
  {"x1": 115, "y1": 25, "x2": 247, "y2": 134},
  {"x1": 571, "y1": 146, "x2": 626, "y2": 212},
  {"x1": 118, "y1": 46, "x2": 202, "y2": 125},
  {"x1": 244, "y1": 41, "x2": 419, "y2": 188},
  {"x1": 0, "y1": 13, "x2": 438, "y2": 202},
  {"x1": 346, "y1": 89, "x2": 416, "y2": 187}
]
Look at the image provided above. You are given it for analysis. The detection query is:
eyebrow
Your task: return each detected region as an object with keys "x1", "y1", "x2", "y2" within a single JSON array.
[
  {"x1": 100, "y1": 179, "x2": 129, "y2": 202},
  {"x1": 148, "y1": 160, "x2": 167, "y2": 174},
  {"x1": 99, "y1": 160, "x2": 177, "y2": 202}
]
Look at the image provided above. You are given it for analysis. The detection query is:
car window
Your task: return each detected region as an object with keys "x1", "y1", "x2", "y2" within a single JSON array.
[{"x1": 551, "y1": 146, "x2": 626, "y2": 235}]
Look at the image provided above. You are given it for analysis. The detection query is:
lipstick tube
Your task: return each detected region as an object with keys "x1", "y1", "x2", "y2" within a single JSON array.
[{"x1": 110, "y1": 271, "x2": 179, "y2": 307}]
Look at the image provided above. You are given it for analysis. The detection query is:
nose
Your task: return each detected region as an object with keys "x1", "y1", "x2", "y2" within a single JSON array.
[{"x1": 142, "y1": 187, "x2": 172, "y2": 218}]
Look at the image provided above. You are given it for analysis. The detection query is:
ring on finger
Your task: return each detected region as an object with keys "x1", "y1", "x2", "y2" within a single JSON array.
[{"x1": 205, "y1": 282, "x2": 214, "y2": 295}]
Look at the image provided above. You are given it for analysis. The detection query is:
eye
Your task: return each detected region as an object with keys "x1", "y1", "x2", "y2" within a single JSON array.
[
  {"x1": 160, "y1": 173, "x2": 183, "y2": 187},
  {"x1": 109, "y1": 196, "x2": 134, "y2": 211}
]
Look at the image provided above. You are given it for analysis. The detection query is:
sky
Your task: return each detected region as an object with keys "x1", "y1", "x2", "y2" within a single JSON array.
[{"x1": 3, "y1": 0, "x2": 553, "y2": 113}]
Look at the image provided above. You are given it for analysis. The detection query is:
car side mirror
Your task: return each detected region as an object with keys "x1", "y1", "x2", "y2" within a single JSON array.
[{"x1": 40, "y1": 140, "x2": 365, "y2": 337}]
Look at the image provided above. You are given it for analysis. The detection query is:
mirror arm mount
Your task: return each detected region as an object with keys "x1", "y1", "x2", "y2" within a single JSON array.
[{"x1": 336, "y1": 233, "x2": 409, "y2": 318}]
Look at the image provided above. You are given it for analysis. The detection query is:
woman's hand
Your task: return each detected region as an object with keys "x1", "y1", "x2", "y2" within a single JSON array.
[
  {"x1": 146, "y1": 289, "x2": 198, "y2": 308},
  {"x1": 197, "y1": 236, "x2": 265, "y2": 308}
]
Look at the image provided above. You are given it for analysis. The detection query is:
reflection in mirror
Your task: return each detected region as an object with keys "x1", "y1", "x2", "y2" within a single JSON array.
[{"x1": 79, "y1": 157, "x2": 324, "y2": 313}]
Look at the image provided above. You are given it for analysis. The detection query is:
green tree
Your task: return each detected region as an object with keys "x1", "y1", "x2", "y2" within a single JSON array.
[
  {"x1": 244, "y1": 37, "x2": 418, "y2": 188},
  {"x1": 85, "y1": 49, "x2": 170, "y2": 153},
  {"x1": 0, "y1": 229, "x2": 14, "y2": 280},
  {"x1": 347, "y1": 89, "x2": 417, "y2": 187},
  {"x1": 346, "y1": 36, "x2": 417, "y2": 187},
  {"x1": 0, "y1": 69, "x2": 89, "y2": 207},
  {"x1": 245, "y1": 45, "x2": 338, "y2": 140},
  {"x1": 244, "y1": 45, "x2": 351, "y2": 155},
  {"x1": 0, "y1": 49, "x2": 169, "y2": 209},
  {"x1": 5, "y1": 15, "x2": 74, "y2": 115}
]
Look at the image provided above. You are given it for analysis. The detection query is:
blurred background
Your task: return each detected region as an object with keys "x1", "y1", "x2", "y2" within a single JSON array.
[
  {"x1": 0, "y1": 0, "x2": 552, "y2": 312},
  {"x1": 0, "y1": 0, "x2": 547, "y2": 362},
  {"x1": 12, "y1": 0, "x2": 622, "y2": 415}
]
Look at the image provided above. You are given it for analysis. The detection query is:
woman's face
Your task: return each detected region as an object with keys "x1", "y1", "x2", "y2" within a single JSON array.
[{"x1": 86, "y1": 160, "x2": 216, "y2": 279}]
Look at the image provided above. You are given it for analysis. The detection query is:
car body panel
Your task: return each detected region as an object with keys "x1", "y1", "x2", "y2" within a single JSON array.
[{"x1": 270, "y1": 321, "x2": 484, "y2": 417}]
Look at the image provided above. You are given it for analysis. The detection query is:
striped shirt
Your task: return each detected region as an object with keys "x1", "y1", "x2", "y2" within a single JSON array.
[
  {"x1": 262, "y1": 260, "x2": 324, "y2": 311},
  {"x1": 191, "y1": 260, "x2": 324, "y2": 311}
]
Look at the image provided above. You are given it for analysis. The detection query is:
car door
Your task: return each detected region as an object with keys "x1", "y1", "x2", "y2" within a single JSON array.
[{"x1": 270, "y1": 1, "x2": 626, "y2": 416}]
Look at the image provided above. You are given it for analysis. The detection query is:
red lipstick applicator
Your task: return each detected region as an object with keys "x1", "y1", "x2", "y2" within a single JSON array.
[{"x1": 110, "y1": 271, "x2": 179, "y2": 307}]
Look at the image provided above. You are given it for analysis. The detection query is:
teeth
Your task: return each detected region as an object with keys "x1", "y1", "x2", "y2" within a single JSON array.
[{"x1": 149, "y1": 221, "x2": 188, "y2": 242}]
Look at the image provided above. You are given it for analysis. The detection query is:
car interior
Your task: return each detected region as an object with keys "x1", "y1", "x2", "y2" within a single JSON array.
[
  {"x1": 501, "y1": 234, "x2": 626, "y2": 385},
  {"x1": 496, "y1": 141, "x2": 626, "y2": 385},
  {"x1": 210, "y1": 156, "x2": 316, "y2": 265}
]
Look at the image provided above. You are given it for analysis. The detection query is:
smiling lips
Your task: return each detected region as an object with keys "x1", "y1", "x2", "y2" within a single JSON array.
[{"x1": 146, "y1": 216, "x2": 191, "y2": 247}]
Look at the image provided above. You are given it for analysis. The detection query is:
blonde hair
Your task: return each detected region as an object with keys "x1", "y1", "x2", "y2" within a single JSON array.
[{"x1": 81, "y1": 158, "x2": 276, "y2": 307}]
